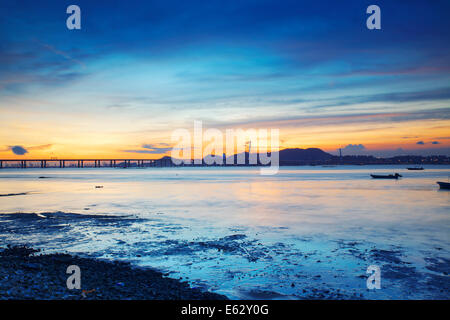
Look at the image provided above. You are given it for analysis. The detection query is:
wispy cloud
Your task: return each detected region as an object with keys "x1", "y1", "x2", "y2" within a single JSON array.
[
  {"x1": 208, "y1": 108, "x2": 450, "y2": 129},
  {"x1": 123, "y1": 143, "x2": 173, "y2": 155},
  {"x1": 28, "y1": 144, "x2": 53, "y2": 151},
  {"x1": 36, "y1": 41, "x2": 86, "y2": 69}
]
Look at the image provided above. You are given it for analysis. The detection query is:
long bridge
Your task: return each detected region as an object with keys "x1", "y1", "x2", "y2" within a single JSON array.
[{"x1": 0, "y1": 158, "x2": 175, "y2": 169}]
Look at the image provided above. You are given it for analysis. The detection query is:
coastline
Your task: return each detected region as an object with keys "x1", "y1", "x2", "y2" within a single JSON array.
[{"x1": 0, "y1": 245, "x2": 227, "y2": 300}]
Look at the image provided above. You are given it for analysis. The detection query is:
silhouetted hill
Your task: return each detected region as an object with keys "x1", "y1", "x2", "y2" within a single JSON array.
[
  {"x1": 279, "y1": 148, "x2": 333, "y2": 161},
  {"x1": 157, "y1": 148, "x2": 450, "y2": 166},
  {"x1": 219, "y1": 148, "x2": 334, "y2": 165}
]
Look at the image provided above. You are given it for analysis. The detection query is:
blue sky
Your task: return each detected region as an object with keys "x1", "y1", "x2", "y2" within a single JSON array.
[{"x1": 0, "y1": 0, "x2": 449, "y2": 158}]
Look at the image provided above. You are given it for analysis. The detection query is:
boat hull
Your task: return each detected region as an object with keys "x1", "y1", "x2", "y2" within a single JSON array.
[
  {"x1": 437, "y1": 182, "x2": 450, "y2": 189},
  {"x1": 371, "y1": 174, "x2": 399, "y2": 179}
]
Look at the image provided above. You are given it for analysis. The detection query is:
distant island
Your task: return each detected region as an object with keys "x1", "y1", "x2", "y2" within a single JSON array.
[{"x1": 139, "y1": 148, "x2": 449, "y2": 166}]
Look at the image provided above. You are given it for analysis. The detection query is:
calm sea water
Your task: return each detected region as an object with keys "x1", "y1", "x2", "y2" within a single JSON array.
[{"x1": 0, "y1": 165, "x2": 449, "y2": 299}]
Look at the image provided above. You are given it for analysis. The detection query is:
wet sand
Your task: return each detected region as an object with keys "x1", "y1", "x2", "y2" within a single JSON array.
[
  {"x1": 0, "y1": 245, "x2": 227, "y2": 300},
  {"x1": 0, "y1": 210, "x2": 449, "y2": 299}
]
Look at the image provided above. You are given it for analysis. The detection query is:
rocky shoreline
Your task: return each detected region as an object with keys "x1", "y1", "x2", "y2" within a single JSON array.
[{"x1": 0, "y1": 245, "x2": 227, "y2": 300}]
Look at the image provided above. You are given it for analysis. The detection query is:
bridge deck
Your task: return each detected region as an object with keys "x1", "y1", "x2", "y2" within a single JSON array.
[{"x1": 0, "y1": 159, "x2": 174, "y2": 168}]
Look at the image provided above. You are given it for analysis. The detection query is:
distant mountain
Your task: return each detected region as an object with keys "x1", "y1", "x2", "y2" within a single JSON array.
[
  {"x1": 159, "y1": 147, "x2": 449, "y2": 166},
  {"x1": 219, "y1": 148, "x2": 334, "y2": 165},
  {"x1": 278, "y1": 148, "x2": 333, "y2": 161}
]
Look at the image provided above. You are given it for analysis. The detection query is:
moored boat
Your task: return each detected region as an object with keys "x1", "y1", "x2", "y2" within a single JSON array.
[
  {"x1": 407, "y1": 167, "x2": 424, "y2": 170},
  {"x1": 370, "y1": 173, "x2": 402, "y2": 179},
  {"x1": 437, "y1": 181, "x2": 450, "y2": 189}
]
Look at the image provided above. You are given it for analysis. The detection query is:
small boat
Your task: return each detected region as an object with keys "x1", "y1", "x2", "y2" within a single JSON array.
[
  {"x1": 370, "y1": 173, "x2": 402, "y2": 179},
  {"x1": 437, "y1": 181, "x2": 450, "y2": 190},
  {"x1": 407, "y1": 167, "x2": 424, "y2": 170}
]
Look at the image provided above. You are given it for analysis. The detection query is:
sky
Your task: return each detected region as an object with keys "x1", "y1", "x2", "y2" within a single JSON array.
[{"x1": 0, "y1": 0, "x2": 449, "y2": 159}]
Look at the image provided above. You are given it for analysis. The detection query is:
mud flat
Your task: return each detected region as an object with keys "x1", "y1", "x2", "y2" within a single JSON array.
[
  {"x1": 0, "y1": 212, "x2": 448, "y2": 299},
  {"x1": 0, "y1": 245, "x2": 227, "y2": 300}
]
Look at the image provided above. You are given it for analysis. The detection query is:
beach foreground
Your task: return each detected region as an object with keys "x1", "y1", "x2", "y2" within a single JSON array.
[{"x1": 0, "y1": 245, "x2": 226, "y2": 300}]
